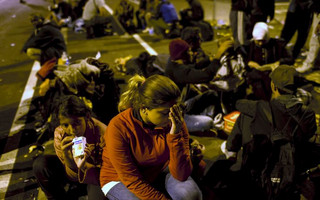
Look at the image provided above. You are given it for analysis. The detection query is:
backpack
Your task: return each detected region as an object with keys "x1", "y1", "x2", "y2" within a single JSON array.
[
  {"x1": 242, "y1": 104, "x2": 307, "y2": 200},
  {"x1": 211, "y1": 48, "x2": 246, "y2": 91}
]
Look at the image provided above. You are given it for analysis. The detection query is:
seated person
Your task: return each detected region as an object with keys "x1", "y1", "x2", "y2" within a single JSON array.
[
  {"x1": 124, "y1": 51, "x2": 165, "y2": 77},
  {"x1": 49, "y1": 0, "x2": 76, "y2": 27},
  {"x1": 165, "y1": 39, "x2": 231, "y2": 132},
  {"x1": 100, "y1": 74, "x2": 202, "y2": 200},
  {"x1": 180, "y1": 0, "x2": 204, "y2": 27},
  {"x1": 22, "y1": 13, "x2": 66, "y2": 65},
  {"x1": 224, "y1": 65, "x2": 317, "y2": 199},
  {"x1": 244, "y1": 22, "x2": 294, "y2": 101},
  {"x1": 35, "y1": 58, "x2": 119, "y2": 146},
  {"x1": 82, "y1": 0, "x2": 127, "y2": 38},
  {"x1": 148, "y1": 0, "x2": 180, "y2": 37},
  {"x1": 33, "y1": 95, "x2": 107, "y2": 200},
  {"x1": 114, "y1": 0, "x2": 136, "y2": 34},
  {"x1": 181, "y1": 26, "x2": 211, "y2": 69}
]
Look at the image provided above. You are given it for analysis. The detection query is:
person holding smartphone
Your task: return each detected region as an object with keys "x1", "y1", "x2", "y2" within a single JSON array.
[
  {"x1": 33, "y1": 95, "x2": 107, "y2": 200},
  {"x1": 100, "y1": 74, "x2": 202, "y2": 200}
]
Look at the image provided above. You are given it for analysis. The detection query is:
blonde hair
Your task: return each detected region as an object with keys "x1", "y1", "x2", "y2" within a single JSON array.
[{"x1": 118, "y1": 74, "x2": 181, "y2": 111}]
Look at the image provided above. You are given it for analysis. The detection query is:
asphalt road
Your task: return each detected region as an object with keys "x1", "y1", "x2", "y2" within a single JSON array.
[{"x1": 0, "y1": 0, "x2": 306, "y2": 199}]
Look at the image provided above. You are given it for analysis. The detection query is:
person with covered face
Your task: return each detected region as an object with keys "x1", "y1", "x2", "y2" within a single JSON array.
[{"x1": 100, "y1": 74, "x2": 202, "y2": 200}]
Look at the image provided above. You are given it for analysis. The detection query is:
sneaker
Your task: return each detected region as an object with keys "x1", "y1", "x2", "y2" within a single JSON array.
[
  {"x1": 142, "y1": 27, "x2": 150, "y2": 33},
  {"x1": 120, "y1": 33, "x2": 131, "y2": 39},
  {"x1": 314, "y1": 86, "x2": 320, "y2": 94},
  {"x1": 296, "y1": 63, "x2": 313, "y2": 73}
]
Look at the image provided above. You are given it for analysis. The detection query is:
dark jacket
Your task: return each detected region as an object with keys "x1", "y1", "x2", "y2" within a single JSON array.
[
  {"x1": 231, "y1": 0, "x2": 251, "y2": 12},
  {"x1": 250, "y1": 0, "x2": 275, "y2": 21},
  {"x1": 312, "y1": 0, "x2": 320, "y2": 13},
  {"x1": 187, "y1": 0, "x2": 204, "y2": 21},
  {"x1": 52, "y1": 2, "x2": 76, "y2": 20},
  {"x1": 227, "y1": 96, "x2": 316, "y2": 172},
  {"x1": 165, "y1": 59, "x2": 220, "y2": 90},
  {"x1": 22, "y1": 22, "x2": 66, "y2": 65},
  {"x1": 246, "y1": 38, "x2": 293, "y2": 65}
]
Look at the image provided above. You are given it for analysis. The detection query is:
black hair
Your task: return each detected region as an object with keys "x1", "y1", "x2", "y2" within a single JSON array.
[
  {"x1": 181, "y1": 27, "x2": 202, "y2": 50},
  {"x1": 58, "y1": 95, "x2": 91, "y2": 119}
]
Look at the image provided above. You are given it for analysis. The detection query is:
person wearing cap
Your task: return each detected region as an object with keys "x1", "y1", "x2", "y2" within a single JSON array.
[
  {"x1": 223, "y1": 65, "x2": 317, "y2": 199},
  {"x1": 165, "y1": 39, "x2": 232, "y2": 134},
  {"x1": 245, "y1": 22, "x2": 293, "y2": 101},
  {"x1": 165, "y1": 38, "x2": 231, "y2": 90}
]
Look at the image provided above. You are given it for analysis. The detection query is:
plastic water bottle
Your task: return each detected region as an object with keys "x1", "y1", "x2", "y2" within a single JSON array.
[{"x1": 59, "y1": 51, "x2": 69, "y2": 65}]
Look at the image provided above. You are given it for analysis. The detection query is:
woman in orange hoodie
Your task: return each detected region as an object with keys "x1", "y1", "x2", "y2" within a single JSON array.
[{"x1": 100, "y1": 74, "x2": 202, "y2": 200}]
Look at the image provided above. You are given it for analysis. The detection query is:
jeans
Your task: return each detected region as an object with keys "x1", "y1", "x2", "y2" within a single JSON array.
[
  {"x1": 184, "y1": 114, "x2": 214, "y2": 132},
  {"x1": 303, "y1": 13, "x2": 320, "y2": 67},
  {"x1": 33, "y1": 154, "x2": 106, "y2": 200},
  {"x1": 281, "y1": 9, "x2": 313, "y2": 59},
  {"x1": 105, "y1": 171, "x2": 202, "y2": 200}
]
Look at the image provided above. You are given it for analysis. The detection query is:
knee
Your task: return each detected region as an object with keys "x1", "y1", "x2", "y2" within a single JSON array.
[
  {"x1": 33, "y1": 155, "x2": 47, "y2": 175},
  {"x1": 26, "y1": 48, "x2": 41, "y2": 60},
  {"x1": 167, "y1": 177, "x2": 202, "y2": 200},
  {"x1": 184, "y1": 115, "x2": 214, "y2": 132},
  {"x1": 33, "y1": 155, "x2": 54, "y2": 178},
  {"x1": 172, "y1": 182, "x2": 202, "y2": 200}
]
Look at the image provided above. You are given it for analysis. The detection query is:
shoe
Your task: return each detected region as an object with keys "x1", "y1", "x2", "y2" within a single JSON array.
[
  {"x1": 142, "y1": 27, "x2": 150, "y2": 33},
  {"x1": 314, "y1": 86, "x2": 320, "y2": 94},
  {"x1": 296, "y1": 63, "x2": 313, "y2": 73},
  {"x1": 120, "y1": 33, "x2": 131, "y2": 38}
]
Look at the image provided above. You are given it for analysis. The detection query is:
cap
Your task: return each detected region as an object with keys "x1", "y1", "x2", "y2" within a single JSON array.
[
  {"x1": 269, "y1": 65, "x2": 297, "y2": 93},
  {"x1": 169, "y1": 39, "x2": 190, "y2": 61},
  {"x1": 252, "y1": 22, "x2": 269, "y2": 40}
]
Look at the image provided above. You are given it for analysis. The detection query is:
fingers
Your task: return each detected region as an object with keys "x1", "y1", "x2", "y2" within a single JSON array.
[
  {"x1": 84, "y1": 144, "x2": 95, "y2": 157},
  {"x1": 170, "y1": 104, "x2": 183, "y2": 121},
  {"x1": 169, "y1": 104, "x2": 184, "y2": 134},
  {"x1": 61, "y1": 136, "x2": 74, "y2": 150}
]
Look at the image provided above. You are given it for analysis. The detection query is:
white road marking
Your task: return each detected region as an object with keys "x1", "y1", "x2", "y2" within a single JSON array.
[
  {"x1": 132, "y1": 34, "x2": 158, "y2": 55},
  {"x1": 0, "y1": 61, "x2": 40, "y2": 197},
  {"x1": 104, "y1": 4, "x2": 158, "y2": 56}
]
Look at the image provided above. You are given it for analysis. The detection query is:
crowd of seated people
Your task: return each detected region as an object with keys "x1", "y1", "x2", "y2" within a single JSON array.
[
  {"x1": 43, "y1": 0, "x2": 215, "y2": 40},
  {"x1": 21, "y1": 1, "x2": 320, "y2": 200}
]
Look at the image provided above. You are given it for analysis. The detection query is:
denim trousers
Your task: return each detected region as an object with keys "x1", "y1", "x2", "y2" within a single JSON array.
[
  {"x1": 303, "y1": 13, "x2": 320, "y2": 67},
  {"x1": 184, "y1": 114, "x2": 214, "y2": 132},
  {"x1": 105, "y1": 170, "x2": 202, "y2": 200}
]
